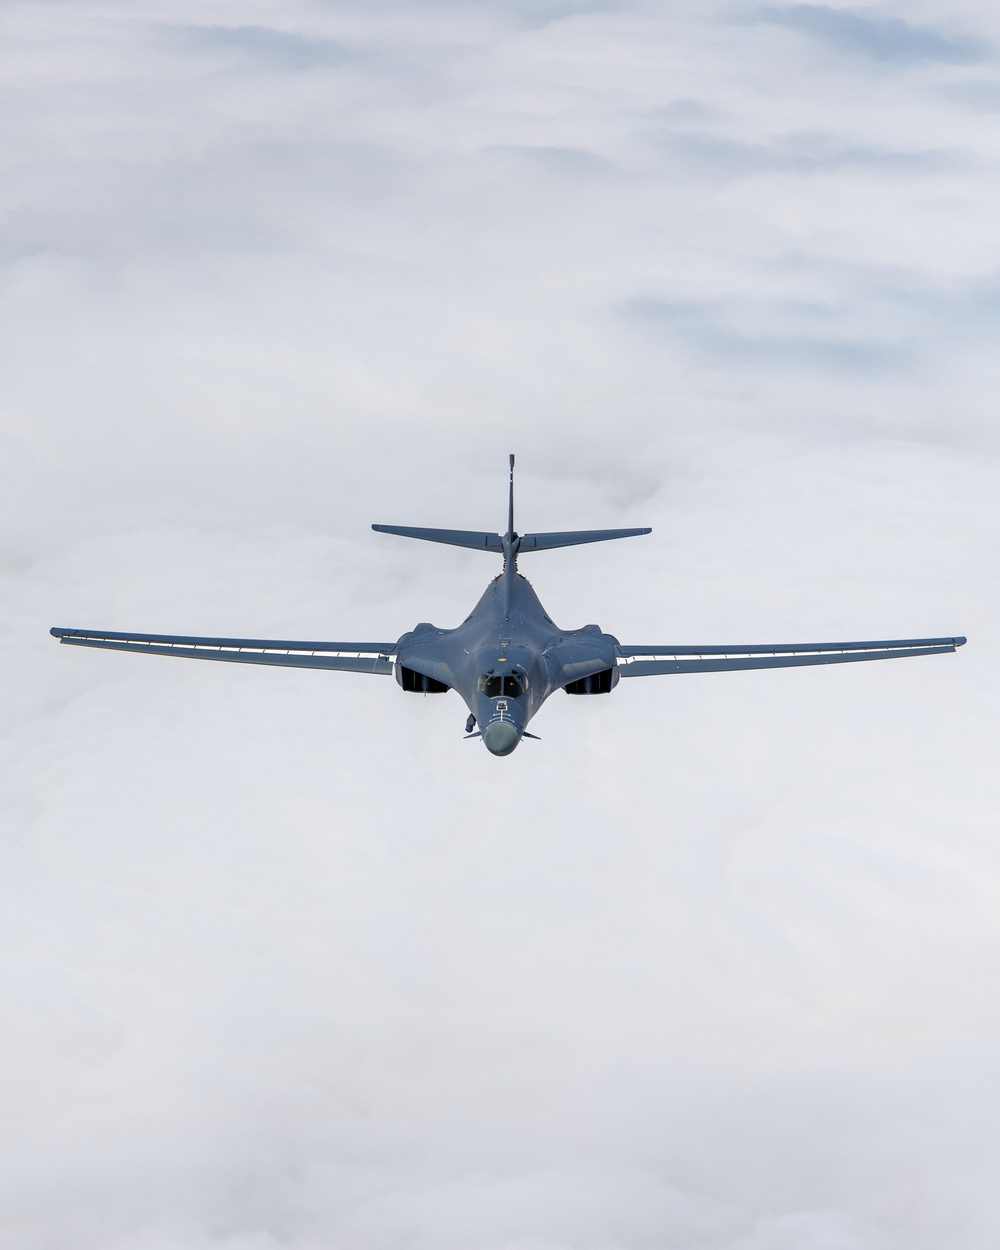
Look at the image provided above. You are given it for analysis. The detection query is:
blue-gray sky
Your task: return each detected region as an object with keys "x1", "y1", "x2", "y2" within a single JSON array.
[{"x1": 2, "y1": 2, "x2": 998, "y2": 1248}]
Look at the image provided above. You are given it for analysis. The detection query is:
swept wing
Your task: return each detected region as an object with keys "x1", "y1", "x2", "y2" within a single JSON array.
[
  {"x1": 50, "y1": 628, "x2": 396, "y2": 673},
  {"x1": 615, "y1": 636, "x2": 966, "y2": 676}
]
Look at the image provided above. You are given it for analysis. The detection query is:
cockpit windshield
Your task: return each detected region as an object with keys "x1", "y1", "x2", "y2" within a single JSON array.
[{"x1": 479, "y1": 672, "x2": 526, "y2": 698}]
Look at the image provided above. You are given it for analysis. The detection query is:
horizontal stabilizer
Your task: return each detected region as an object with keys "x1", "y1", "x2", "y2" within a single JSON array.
[
  {"x1": 51, "y1": 628, "x2": 395, "y2": 673},
  {"x1": 372, "y1": 525, "x2": 503, "y2": 551},
  {"x1": 519, "y1": 528, "x2": 651, "y2": 551},
  {"x1": 616, "y1": 636, "x2": 966, "y2": 677}
]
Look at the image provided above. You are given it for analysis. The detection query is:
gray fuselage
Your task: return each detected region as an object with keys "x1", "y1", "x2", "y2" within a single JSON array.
[{"x1": 394, "y1": 573, "x2": 619, "y2": 755}]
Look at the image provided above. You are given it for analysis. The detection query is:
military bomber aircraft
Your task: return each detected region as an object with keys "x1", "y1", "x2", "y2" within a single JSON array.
[{"x1": 52, "y1": 457, "x2": 965, "y2": 756}]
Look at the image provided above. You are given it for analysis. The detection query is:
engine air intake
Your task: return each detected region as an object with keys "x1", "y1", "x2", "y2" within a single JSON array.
[
  {"x1": 399, "y1": 666, "x2": 449, "y2": 693},
  {"x1": 564, "y1": 668, "x2": 615, "y2": 695}
]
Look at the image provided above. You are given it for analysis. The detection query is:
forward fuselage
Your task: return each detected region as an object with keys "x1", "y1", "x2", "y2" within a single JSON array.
[{"x1": 393, "y1": 574, "x2": 619, "y2": 755}]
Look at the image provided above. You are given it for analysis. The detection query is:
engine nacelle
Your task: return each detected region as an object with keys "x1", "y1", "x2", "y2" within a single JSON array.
[
  {"x1": 563, "y1": 667, "x2": 618, "y2": 695},
  {"x1": 397, "y1": 665, "x2": 450, "y2": 694}
]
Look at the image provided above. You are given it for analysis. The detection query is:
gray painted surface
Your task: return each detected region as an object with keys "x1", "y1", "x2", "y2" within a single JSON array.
[{"x1": 51, "y1": 460, "x2": 965, "y2": 755}]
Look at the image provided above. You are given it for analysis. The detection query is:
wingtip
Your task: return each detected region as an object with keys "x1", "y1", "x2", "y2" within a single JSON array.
[{"x1": 955, "y1": 636, "x2": 967, "y2": 647}]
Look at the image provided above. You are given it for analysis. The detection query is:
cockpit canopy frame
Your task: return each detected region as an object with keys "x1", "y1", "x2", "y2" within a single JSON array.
[{"x1": 478, "y1": 671, "x2": 527, "y2": 698}]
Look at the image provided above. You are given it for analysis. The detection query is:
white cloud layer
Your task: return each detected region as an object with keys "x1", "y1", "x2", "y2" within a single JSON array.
[{"x1": 2, "y1": 2, "x2": 999, "y2": 1247}]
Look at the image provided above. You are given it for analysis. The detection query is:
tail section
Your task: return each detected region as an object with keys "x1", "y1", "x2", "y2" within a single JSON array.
[{"x1": 372, "y1": 456, "x2": 651, "y2": 555}]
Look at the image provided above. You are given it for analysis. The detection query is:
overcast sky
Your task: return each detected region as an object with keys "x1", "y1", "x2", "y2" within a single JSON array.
[{"x1": 2, "y1": 2, "x2": 999, "y2": 1248}]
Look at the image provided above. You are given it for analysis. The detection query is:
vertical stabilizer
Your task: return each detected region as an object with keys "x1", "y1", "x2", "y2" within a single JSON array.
[
  {"x1": 503, "y1": 454, "x2": 518, "y2": 621},
  {"x1": 507, "y1": 453, "x2": 515, "y2": 540}
]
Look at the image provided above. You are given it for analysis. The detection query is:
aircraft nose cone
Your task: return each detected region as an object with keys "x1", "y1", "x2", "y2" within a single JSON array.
[{"x1": 482, "y1": 720, "x2": 520, "y2": 756}]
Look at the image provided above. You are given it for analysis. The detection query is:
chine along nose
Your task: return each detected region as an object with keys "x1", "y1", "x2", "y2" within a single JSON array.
[{"x1": 481, "y1": 720, "x2": 520, "y2": 756}]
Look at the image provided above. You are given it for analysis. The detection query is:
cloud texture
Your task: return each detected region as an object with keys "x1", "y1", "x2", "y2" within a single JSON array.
[{"x1": 2, "y1": 2, "x2": 999, "y2": 1247}]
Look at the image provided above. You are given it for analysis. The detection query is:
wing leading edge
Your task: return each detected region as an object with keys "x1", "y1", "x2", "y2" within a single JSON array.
[
  {"x1": 615, "y1": 636, "x2": 966, "y2": 676},
  {"x1": 50, "y1": 628, "x2": 396, "y2": 674}
]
